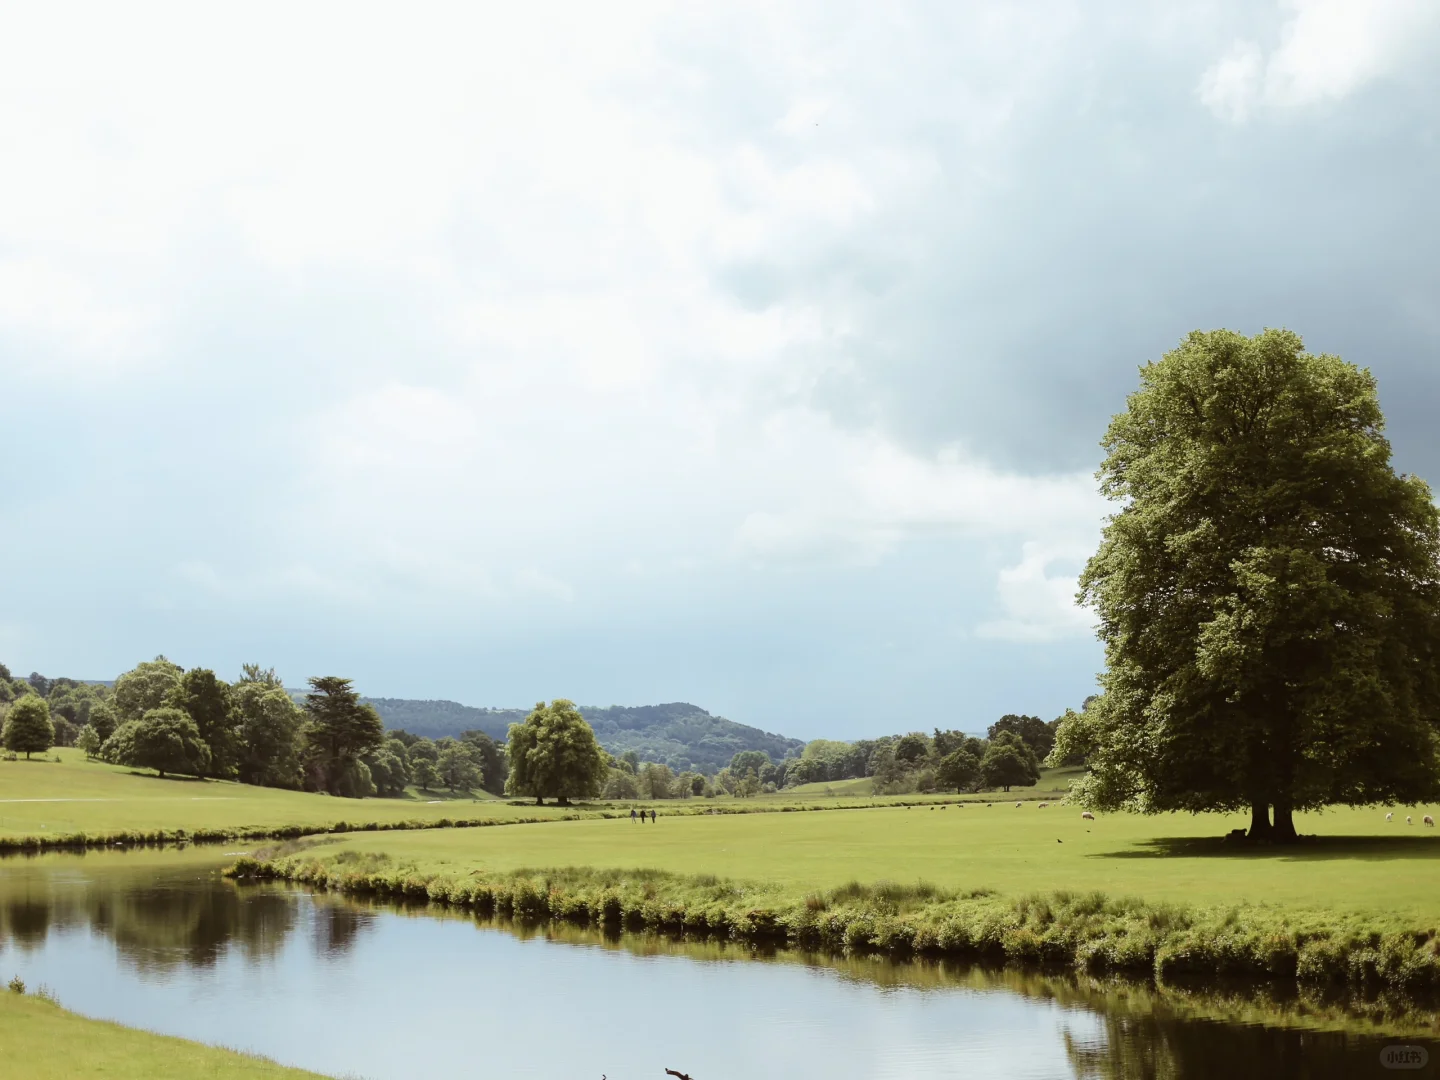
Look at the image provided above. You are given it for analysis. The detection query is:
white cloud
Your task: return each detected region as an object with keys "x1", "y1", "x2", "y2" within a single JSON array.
[
  {"x1": 1198, "y1": 0, "x2": 1440, "y2": 122},
  {"x1": 975, "y1": 542, "x2": 1096, "y2": 643}
]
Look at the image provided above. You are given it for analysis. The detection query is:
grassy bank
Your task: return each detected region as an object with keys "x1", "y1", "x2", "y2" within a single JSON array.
[
  {"x1": 246, "y1": 801, "x2": 1440, "y2": 919},
  {"x1": 230, "y1": 853, "x2": 1440, "y2": 997},
  {"x1": 0, "y1": 989, "x2": 329, "y2": 1079}
]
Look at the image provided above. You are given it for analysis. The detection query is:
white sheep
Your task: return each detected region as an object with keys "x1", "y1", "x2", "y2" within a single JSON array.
[
  {"x1": 1386, "y1": 812, "x2": 1393, "y2": 822},
  {"x1": 1015, "y1": 801, "x2": 1022, "y2": 808},
  {"x1": 1038, "y1": 802, "x2": 1049, "y2": 809},
  {"x1": 1081, "y1": 811, "x2": 1095, "y2": 821},
  {"x1": 1425, "y1": 815, "x2": 1435, "y2": 827},
  {"x1": 1407, "y1": 816, "x2": 1414, "y2": 825}
]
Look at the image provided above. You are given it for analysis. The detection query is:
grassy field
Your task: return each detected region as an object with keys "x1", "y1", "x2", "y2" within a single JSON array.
[
  {"x1": 0, "y1": 992, "x2": 328, "y2": 1080},
  {"x1": 269, "y1": 799, "x2": 1440, "y2": 922},
  {"x1": 0, "y1": 749, "x2": 562, "y2": 839}
]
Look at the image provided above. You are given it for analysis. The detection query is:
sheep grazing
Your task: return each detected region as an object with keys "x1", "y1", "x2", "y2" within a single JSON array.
[
  {"x1": 1081, "y1": 811, "x2": 1095, "y2": 821},
  {"x1": 1038, "y1": 802, "x2": 1049, "y2": 809},
  {"x1": 1386, "y1": 812, "x2": 1394, "y2": 822},
  {"x1": 1015, "y1": 801, "x2": 1023, "y2": 808},
  {"x1": 1407, "y1": 816, "x2": 1414, "y2": 825},
  {"x1": 1425, "y1": 815, "x2": 1435, "y2": 827}
]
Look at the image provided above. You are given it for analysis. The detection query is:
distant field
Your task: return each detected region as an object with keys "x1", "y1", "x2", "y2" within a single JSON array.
[
  {"x1": 284, "y1": 799, "x2": 1440, "y2": 922},
  {"x1": 782, "y1": 765, "x2": 1085, "y2": 800},
  {"x1": 0, "y1": 750, "x2": 565, "y2": 838},
  {"x1": 0, "y1": 993, "x2": 326, "y2": 1079}
]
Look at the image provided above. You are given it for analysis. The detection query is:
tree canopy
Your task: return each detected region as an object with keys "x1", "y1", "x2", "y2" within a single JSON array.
[
  {"x1": 505, "y1": 699, "x2": 607, "y2": 805},
  {"x1": 113, "y1": 657, "x2": 182, "y2": 722},
  {"x1": 3, "y1": 696, "x2": 54, "y2": 758},
  {"x1": 105, "y1": 707, "x2": 211, "y2": 778},
  {"x1": 1061, "y1": 329, "x2": 1440, "y2": 841}
]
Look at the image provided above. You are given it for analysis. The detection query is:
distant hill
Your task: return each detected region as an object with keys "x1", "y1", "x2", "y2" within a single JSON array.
[{"x1": 362, "y1": 698, "x2": 804, "y2": 774}]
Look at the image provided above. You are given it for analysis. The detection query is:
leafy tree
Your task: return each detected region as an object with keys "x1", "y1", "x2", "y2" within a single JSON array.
[
  {"x1": 729, "y1": 750, "x2": 771, "y2": 777},
  {"x1": 602, "y1": 768, "x2": 641, "y2": 799},
  {"x1": 736, "y1": 767, "x2": 761, "y2": 797},
  {"x1": 3, "y1": 696, "x2": 54, "y2": 758},
  {"x1": 233, "y1": 683, "x2": 304, "y2": 789},
  {"x1": 981, "y1": 732, "x2": 1040, "y2": 792},
  {"x1": 437, "y1": 744, "x2": 481, "y2": 792},
  {"x1": 621, "y1": 749, "x2": 641, "y2": 773},
  {"x1": 50, "y1": 715, "x2": 76, "y2": 748},
  {"x1": 1070, "y1": 329, "x2": 1440, "y2": 841},
  {"x1": 114, "y1": 657, "x2": 183, "y2": 721},
  {"x1": 366, "y1": 745, "x2": 411, "y2": 796},
  {"x1": 987, "y1": 715, "x2": 1053, "y2": 760},
  {"x1": 76, "y1": 724, "x2": 101, "y2": 759},
  {"x1": 713, "y1": 765, "x2": 737, "y2": 795},
  {"x1": 937, "y1": 748, "x2": 981, "y2": 792},
  {"x1": 689, "y1": 772, "x2": 706, "y2": 796},
  {"x1": 413, "y1": 758, "x2": 439, "y2": 791},
  {"x1": 0, "y1": 662, "x2": 9, "y2": 681},
  {"x1": 168, "y1": 668, "x2": 237, "y2": 777},
  {"x1": 88, "y1": 701, "x2": 118, "y2": 744},
  {"x1": 27, "y1": 672, "x2": 51, "y2": 698},
  {"x1": 893, "y1": 732, "x2": 931, "y2": 764},
  {"x1": 505, "y1": 701, "x2": 607, "y2": 805},
  {"x1": 459, "y1": 730, "x2": 506, "y2": 794},
  {"x1": 237, "y1": 663, "x2": 283, "y2": 687},
  {"x1": 408, "y1": 737, "x2": 439, "y2": 767},
  {"x1": 301, "y1": 677, "x2": 384, "y2": 796},
  {"x1": 104, "y1": 708, "x2": 211, "y2": 779}
]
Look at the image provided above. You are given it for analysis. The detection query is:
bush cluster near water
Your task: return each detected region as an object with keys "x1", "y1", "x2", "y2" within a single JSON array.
[{"x1": 228, "y1": 854, "x2": 1440, "y2": 996}]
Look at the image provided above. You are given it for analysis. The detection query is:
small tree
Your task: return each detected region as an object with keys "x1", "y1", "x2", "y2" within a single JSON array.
[
  {"x1": 3, "y1": 696, "x2": 54, "y2": 759},
  {"x1": 105, "y1": 708, "x2": 211, "y2": 779},
  {"x1": 505, "y1": 700, "x2": 607, "y2": 806},
  {"x1": 76, "y1": 724, "x2": 101, "y2": 759},
  {"x1": 438, "y1": 745, "x2": 481, "y2": 792},
  {"x1": 981, "y1": 732, "x2": 1040, "y2": 792}
]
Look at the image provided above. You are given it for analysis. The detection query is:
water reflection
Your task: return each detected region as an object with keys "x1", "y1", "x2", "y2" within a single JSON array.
[{"x1": 1, "y1": 849, "x2": 1438, "y2": 1080}]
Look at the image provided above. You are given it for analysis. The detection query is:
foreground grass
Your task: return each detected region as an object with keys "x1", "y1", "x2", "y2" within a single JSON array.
[
  {"x1": 262, "y1": 801, "x2": 1440, "y2": 920},
  {"x1": 0, "y1": 991, "x2": 329, "y2": 1079},
  {"x1": 0, "y1": 750, "x2": 573, "y2": 843}
]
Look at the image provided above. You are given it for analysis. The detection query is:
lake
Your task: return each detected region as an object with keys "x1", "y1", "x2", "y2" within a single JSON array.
[{"x1": 1, "y1": 848, "x2": 1435, "y2": 1079}]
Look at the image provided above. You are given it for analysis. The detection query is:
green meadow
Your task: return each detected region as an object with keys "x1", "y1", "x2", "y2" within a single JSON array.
[
  {"x1": 270, "y1": 798, "x2": 1440, "y2": 922},
  {"x1": 0, "y1": 992, "x2": 326, "y2": 1080},
  {"x1": 0, "y1": 749, "x2": 560, "y2": 839}
]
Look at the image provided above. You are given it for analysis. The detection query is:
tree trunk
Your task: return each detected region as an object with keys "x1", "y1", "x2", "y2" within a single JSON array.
[
  {"x1": 1272, "y1": 799, "x2": 1299, "y2": 844},
  {"x1": 558, "y1": 796, "x2": 570, "y2": 806},
  {"x1": 1247, "y1": 799, "x2": 1273, "y2": 841},
  {"x1": 534, "y1": 795, "x2": 543, "y2": 806}
]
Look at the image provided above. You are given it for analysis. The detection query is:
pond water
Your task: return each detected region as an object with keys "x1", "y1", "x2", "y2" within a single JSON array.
[{"x1": 1, "y1": 848, "x2": 1436, "y2": 1079}]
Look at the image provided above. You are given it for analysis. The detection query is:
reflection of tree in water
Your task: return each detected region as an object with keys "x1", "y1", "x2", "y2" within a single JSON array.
[
  {"x1": 0, "y1": 866, "x2": 329, "y2": 975},
  {"x1": 311, "y1": 901, "x2": 374, "y2": 958},
  {"x1": 1063, "y1": 1007, "x2": 1426, "y2": 1080}
]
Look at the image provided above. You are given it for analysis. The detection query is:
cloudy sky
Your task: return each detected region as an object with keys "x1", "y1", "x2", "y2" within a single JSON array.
[{"x1": 2, "y1": 1, "x2": 1438, "y2": 739}]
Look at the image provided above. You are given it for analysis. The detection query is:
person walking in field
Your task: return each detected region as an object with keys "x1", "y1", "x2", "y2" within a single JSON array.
[
  {"x1": 630, "y1": 808, "x2": 637, "y2": 823},
  {"x1": 650, "y1": 809, "x2": 657, "y2": 823}
]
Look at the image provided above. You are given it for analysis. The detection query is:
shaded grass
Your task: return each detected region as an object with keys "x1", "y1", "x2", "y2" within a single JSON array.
[{"x1": 0, "y1": 989, "x2": 330, "y2": 1079}]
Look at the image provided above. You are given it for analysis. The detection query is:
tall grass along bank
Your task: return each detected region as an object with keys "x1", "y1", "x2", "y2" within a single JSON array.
[{"x1": 229, "y1": 852, "x2": 1440, "y2": 998}]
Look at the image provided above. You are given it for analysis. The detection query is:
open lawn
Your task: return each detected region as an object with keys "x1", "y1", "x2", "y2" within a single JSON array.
[
  {"x1": 0, "y1": 992, "x2": 328, "y2": 1080},
  {"x1": 0, "y1": 749, "x2": 564, "y2": 839},
  {"x1": 286, "y1": 800, "x2": 1440, "y2": 922}
]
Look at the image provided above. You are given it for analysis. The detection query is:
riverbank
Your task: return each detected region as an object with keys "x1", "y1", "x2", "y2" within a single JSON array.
[
  {"x1": 0, "y1": 989, "x2": 329, "y2": 1079},
  {"x1": 230, "y1": 853, "x2": 1440, "y2": 997}
]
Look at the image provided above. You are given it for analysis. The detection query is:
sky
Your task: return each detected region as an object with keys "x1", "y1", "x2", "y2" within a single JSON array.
[{"x1": 2, "y1": 1, "x2": 1438, "y2": 740}]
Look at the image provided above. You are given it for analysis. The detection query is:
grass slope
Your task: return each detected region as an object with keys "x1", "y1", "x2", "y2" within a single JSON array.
[
  {"x1": 0, "y1": 993, "x2": 328, "y2": 1079},
  {"x1": 0, "y1": 749, "x2": 566, "y2": 839},
  {"x1": 266, "y1": 801, "x2": 1440, "y2": 921}
]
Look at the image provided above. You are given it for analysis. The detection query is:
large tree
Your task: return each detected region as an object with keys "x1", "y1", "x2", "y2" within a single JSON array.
[
  {"x1": 168, "y1": 668, "x2": 237, "y2": 777},
  {"x1": 113, "y1": 657, "x2": 183, "y2": 722},
  {"x1": 302, "y1": 676, "x2": 385, "y2": 796},
  {"x1": 981, "y1": 731, "x2": 1040, "y2": 792},
  {"x1": 988, "y1": 715, "x2": 1054, "y2": 760},
  {"x1": 1061, "y1": 329, "x2": 1440, "y2": 841},
  {"x1": 505, "y1": 699, "x2": 606, "y2": 805},
  {"x1": 233, "y1": 682, "x2": 304, "y2": 789},
  {"x1": 3, "y1": 696, "x2": 54, "y2": 759},
  {"x1": 104, "y1": 707, "x2": 211, "y2": 779}
]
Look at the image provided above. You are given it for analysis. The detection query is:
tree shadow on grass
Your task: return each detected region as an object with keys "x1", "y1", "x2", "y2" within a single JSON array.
[{"x1": 1090, "y1": 835, "x2": 1440, "y2": 862}]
